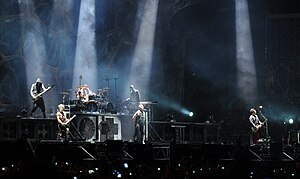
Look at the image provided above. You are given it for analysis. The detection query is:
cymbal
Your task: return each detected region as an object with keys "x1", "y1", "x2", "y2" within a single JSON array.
[
  {"x1": 59, "y1": 91, "x2": 69, "y2": 95},
  {"x1": 98, "y1": 89, "x2": 109, "y2": 93},
  {"x1": 97, "y1": 87, "x2": 110, "y2": 91},
  {"x1": 77, "y1": 86, "x2": 87, "y2": 88},
  {"x1": 140, "y1": 101, "x2": 157, "y2": 105}
]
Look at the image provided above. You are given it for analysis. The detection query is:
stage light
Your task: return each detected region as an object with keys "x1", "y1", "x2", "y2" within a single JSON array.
[
  {"x1": 157, "y1": 167, "x2": 161, "y2": 171},
  {"x1": 124, "y1": 163, "x2": 129, "y2": 168},
  {"x1": 289, "y1": 119, "x2": 294, "y2": 124},
  {"x1": 180, "y1": 108, "x2": 194, "y2": 117}
]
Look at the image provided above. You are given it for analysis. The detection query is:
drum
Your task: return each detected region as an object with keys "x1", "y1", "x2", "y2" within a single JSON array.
[
  {"x1": 88, "y1": 95, "x2": 96, "y2": 101},
  {"x1": 70, "y1": 100, "x2": 82, "y2": 105},
  {"x1": 98, "y1": 102, "x2": 113, "y2": 113},
  {"x1": 85, "y1": 101, "x2": 98, "y2": 112}
]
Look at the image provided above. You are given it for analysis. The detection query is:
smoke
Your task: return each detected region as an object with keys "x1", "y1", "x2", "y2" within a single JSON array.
[{"x1": 72, "y1": 0, "x2": 97, "y2": 95}]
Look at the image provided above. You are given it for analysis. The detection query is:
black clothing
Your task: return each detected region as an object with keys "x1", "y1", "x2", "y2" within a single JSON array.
[
  {"x1": 31, "y1": 82, "x2": 46, "y2": 118},
  {"x1": 31, "y1": 96, "x2": 46, "y2": 118},
  {"x1": 134, "y1": 110, "x2": 144, "y2": 144}
]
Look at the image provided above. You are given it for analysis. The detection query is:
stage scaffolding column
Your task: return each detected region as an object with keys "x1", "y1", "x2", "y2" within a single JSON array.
[
  {"x1": 144, "y1": 109, "x2": 149, "y2": 142},
  {"x1": 141, "y1": 101, "x2": 156, "y2": 142}
]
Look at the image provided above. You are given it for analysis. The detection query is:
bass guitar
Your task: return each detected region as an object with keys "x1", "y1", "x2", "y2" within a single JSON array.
[{"x1": 32, "y1": 85, "x2": 54, "y2": 101}]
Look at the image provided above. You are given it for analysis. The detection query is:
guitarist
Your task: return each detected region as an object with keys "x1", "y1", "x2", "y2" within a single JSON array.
[
  {"x1": 249, "y1": 108, "x2": 264, "y2": 145},
  {"x1": 56, "y1": 104, "x2": 76, "y2": 140},
  {"x1": 30, "y1": 78, "x2": 49, "y2": 118}
]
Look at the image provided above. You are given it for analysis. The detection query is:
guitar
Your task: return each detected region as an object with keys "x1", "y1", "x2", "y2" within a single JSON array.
[
  {"x1": 64, "y1": 114, "x2": 77, "y2": 124},
  {"x1": 58, "y1": 114, "x2": 77, "y2": 128},
  {"x1": 32, "y1": 85, "x2": 54, "y2": 101},
  {"x1": 251, "y1": 119, "x2": 267, "y2": 133}
]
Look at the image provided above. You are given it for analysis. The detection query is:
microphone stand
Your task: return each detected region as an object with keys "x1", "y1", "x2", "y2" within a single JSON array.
[
  {"x1": 259, "y1": 110, "x2": 270, "y2": 140},
  {"x1": 259, "y1": 110, "x2": 271, "y2": 157}
]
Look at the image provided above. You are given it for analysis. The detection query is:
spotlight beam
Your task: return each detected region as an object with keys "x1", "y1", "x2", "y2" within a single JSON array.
[
  {"x1": 18, "y1": 0, "x2": 52, "y2": 97},
  {"x1": 235, "y1": 0, "x2": 258, "y2": 105},
  {"x1": 127, "y1": 0, "x2": 159, "y2": 100},
  {"x1": 72, "y1": 0, "x2": 97, "y2": 96}
]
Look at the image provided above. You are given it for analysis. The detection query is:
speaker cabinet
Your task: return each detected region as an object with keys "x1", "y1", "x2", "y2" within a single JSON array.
[
  {"x1": 119, "y1": 114, "x2": 135, "y2": 142},
  {"x1": 21, "y1": 119, "x2": 56, "y2": 140},
  {"x1": 71, "y1": 114, "x2": 99, "y2": 142},
  {"x1": 0, "y1": 118, "x2": 18, "y2": 141},
  {"x1": 99, "y1": 115, "x2": 121, "y2": 142},
  {"x1": 34, "y1": 120, "x2": 56, "y2": 140}
]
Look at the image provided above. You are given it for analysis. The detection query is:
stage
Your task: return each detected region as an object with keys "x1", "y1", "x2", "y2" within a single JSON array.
[{"x1": 0, "y1": 114, "x2": 299, "y2": 178}]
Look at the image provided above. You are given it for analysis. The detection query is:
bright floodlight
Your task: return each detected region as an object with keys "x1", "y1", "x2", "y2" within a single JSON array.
[
  {"x1": 124, "y1": 163, "x2": 128, "y2": 169},
  {"x1": 181, "y1": 108, "x2": 193, "y2": 117},
  {"x1": 289, "y1": 119, "x2": 294, "y2": 124}
]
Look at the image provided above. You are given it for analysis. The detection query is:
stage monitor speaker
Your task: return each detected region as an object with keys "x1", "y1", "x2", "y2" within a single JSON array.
[{"x1": 72, "y1": 114, "x2": 99, "y2": 142}]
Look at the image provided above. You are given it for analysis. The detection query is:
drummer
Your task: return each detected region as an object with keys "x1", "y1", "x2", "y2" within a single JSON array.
[{"x1": 77, "y1": 84, "x2": 95, "y2": 102}]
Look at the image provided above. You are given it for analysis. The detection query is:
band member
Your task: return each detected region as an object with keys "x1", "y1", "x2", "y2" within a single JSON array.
[
  {"x1": 77, "y1": 84, "x2": 95, "y2": 102},
  {"x1": 122, "y1": 85, "x2": 141, "y2": 114},
  {"x1": 126, "y1": 84, "x2": 141, "y2": 103},
  {"x1": 30, "y1": 78, "x2": 49, "y2": 118},
  {"x1": 249, "y1": 108, "x2": 264, "y2": 145},
  {"x1": 132, "y1": 104, "x2": 145, "y2": 144},
  {"x1": 56, "y1": 104, "x2": 76, "y2": 140}
]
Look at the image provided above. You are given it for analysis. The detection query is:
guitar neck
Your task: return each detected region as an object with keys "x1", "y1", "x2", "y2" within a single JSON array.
[
  {"x1": 66, "y1": 115, "x2": 76, "y2": 124},
  {"x1": 33, "y1": 85, "x2": 53, "y2": 100}
]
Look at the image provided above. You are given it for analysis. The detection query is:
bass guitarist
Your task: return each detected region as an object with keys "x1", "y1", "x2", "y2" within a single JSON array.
[
  {"x1": 56, "y1": 104, "x2": 76, "y2": 141},
  {"x1": 249, "y1": 108, "x2": 264, "y2": 145},
  {"x1": 30, "y1": 78, "x2": 51, "y2": 118}
]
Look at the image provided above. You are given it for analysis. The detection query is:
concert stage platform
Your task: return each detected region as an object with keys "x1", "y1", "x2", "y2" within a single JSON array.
[{"x1": 0, "y1": 115, "x2": 299, "y2": 178}]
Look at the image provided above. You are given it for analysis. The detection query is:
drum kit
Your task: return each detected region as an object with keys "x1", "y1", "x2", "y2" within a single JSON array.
[{"x1": 61, "y1": 86, "x2": 113, "y2": 113}]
